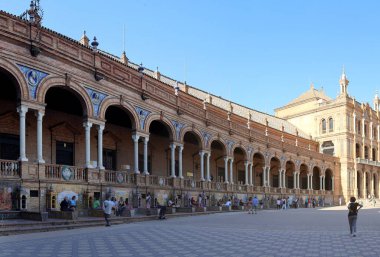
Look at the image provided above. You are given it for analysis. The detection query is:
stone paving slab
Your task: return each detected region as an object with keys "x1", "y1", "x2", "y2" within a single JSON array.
[{"x1": 0, "y1": 207, "x2": 379, "y2": 257}]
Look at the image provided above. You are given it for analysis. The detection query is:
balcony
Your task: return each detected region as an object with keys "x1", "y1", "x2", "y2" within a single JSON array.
[
  {"x1": 356, "y1": 158, "x2": 380, "y2": 167},
  {"x1": 0, "y1": 159, "x2": 20, "y2": 178}
]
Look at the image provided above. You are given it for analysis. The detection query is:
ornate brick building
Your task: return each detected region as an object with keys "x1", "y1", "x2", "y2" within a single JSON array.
[{"x1": 0, "y1": 5, "x2": 338, "y2": 213}]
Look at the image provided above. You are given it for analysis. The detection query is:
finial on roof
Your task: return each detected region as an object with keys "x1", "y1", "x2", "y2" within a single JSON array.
[
  {"x1": 310, "y1": 82, "x2": 314, "y2": 90},
  {"x1": 120, "y1": 51, "x2": 128, "y2": 65},
  {"x1": 339, "y1": 65, "x2": 349, "y2": 95},
  {"x1": 91, "y1": 36, "x2": 99, "y2": 51},
  {"x1": 79, "y1": 30, "x2": 90, "y2": 47},
  {"x1": 154, "y1": 66, "x2": 161, "y2": 80}
]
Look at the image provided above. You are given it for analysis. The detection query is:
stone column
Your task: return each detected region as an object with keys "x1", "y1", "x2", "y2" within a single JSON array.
[
  {"x1": 293, "y1": 172, "x2": 297, "y2": 189},
  {"x1": 97, "y1": 124, "x2": 105, "y2": 169},
  {"x1": 178, "y1": 145, "x2": 184, "y2": 179},
  {"x1": 263, "y1": 167, "x2": 266, "y2": 187},
  {"x1": 283, "y1": 170, "x2": 287, "y2": 188},
  {"x1": 320, "y1": 176, "x2": 323, "y2": 190},
  {"x1": 370, "y1": 173, "x2": 374, "y2": 195},
  {"x1": 132, "y1": 134, "x2": 140, "y2": 174},
  {"x1": 310, "y1": 174, "x2": 313, "y2": 190},
  {"x1": 143, "y1": 137, "x2": 149, "y2": 175},
  {"x1": 323, "y1": 176, "x2": 326, "y2": 191},
  {"x1": 224, "y1": 157, "x2": 229, "y2": 183},
  {"x1": 206, "y1": 152, "x2": 211, "y2": 181},
  {"x1": 244, "y1": 161, "x2": 249, "y2": 185},
  {"x1": 229, "y1": 158, "x2": 234, "y2": 184},
  {"x1": 267, "y1": 167, "x2": 270, "y2": 187},
  {"x1": 17, "y1": 105, "x2": 28, "y2": 162},
  {"x1": 170, "y1": 143, "x2": 176, "y2": 178},
  {"x1": 36, "y1": 110, "x2": 44, "y2": 163},
  {"x1": 199, "y1": 150, "x2": 205, "y2": 181},
  {"x1": 83, "y1": 121, "x2": 93, "y2": 168},
  {"x1": 307, "y1": 174, "x2": 310, "y2": 190},
  {"x1": 249, "y1": 163, "x2": 253, "y2": 186}
]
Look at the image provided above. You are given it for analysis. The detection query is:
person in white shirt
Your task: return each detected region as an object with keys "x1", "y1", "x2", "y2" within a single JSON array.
[
  {"x1": 224, "y1": 200, "x2": 232, "y2": 207},
  {"x1": 103, "y1": 196, "x2": 116, "y2": 226}
]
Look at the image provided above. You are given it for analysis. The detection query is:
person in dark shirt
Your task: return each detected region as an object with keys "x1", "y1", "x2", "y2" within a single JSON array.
[
  {"x1": 347, "y1": 196, "x2": 363, "y2": 237},
  {"x1": 60, "y1": 196, "x2": 70, "y2": 211}
]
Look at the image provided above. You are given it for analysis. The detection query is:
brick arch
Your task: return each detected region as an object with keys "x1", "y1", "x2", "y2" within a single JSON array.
[
  {"x1": 209, "y1": 137, "x2": 227, "y2": 155},
  {"x1": 180, "y1": 126, "x2": 205, "y2": 148},
  {"x1": 231, "y1": 145, "x2": 247, "y2": 160},
  {"x1": 37, "y1": 76, "x2": 93, "y2": 117},
  {"x1": 144, "y1": 114, "x2": 175, "y2": 141},
  {"x1": 98, "y1": 97, "x2": 139, "y2": 130},
  {"x1": 0, "y1": 58, "x2": 29, "y2": 100}
]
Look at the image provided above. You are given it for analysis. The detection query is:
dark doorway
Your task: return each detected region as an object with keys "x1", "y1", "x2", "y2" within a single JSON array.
[
  {"x1": 56, "y1": 141, "x2": 74, "y2": 166},
  {"x1": 0, "y1": 134, "x2": 19, "y2": 160},
  {"x1": 103, "y1": 149, "x2": 116, "y2": 170}
]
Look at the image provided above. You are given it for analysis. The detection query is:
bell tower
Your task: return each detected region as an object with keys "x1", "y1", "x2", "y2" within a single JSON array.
[{"x1": 374, "y1": 91, "x2": 379, "y2": 112}]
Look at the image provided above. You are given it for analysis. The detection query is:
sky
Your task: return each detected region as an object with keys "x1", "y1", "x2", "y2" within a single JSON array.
[{"x1": 1, "y1": 1, "x2": 380, "y2": 115}]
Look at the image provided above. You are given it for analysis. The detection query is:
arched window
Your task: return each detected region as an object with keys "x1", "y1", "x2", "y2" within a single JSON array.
[
  {"x1": 365, "y1": 146, "x2": 369, "y2": 159},
  {"x1": 358, "y1": 121, "x2": 361, "y2": 134},
  {"x1": 356, "y1": 144, "x2": 361, "y2": 158},
  {"x1": 373, "y1": 148, "x2": 377, "y2": 161},
  {"x1": 321, "y1": 119, "x2": 326, "y2": 134},
  {"x1": 328, "y1": 117, "x2": 334, "y2": 132}
]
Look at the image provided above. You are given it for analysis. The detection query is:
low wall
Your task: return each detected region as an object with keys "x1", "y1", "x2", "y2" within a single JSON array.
[
  {"x1": 176, "y1": 207, "x2": 195, "y2": 213},
  {"x1": 48, "y1": 210, "x2": 78, "y2": 220},
  {"x1": 207, "y1": 206, "x2": 222, "y2": 211},
  {"x1": 20, "y1": 211, "x2": 48, "y2": 221}
]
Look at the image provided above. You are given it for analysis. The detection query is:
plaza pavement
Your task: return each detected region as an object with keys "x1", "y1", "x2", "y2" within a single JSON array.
[{"x1": 0, "y1": 206, "x2": 379, "y2": 257}]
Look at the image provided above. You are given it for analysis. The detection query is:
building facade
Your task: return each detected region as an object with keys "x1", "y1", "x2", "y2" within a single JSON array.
[
  {"x1": 0, "y1": 7, "x2": 338, "y2": 213},
  {"x1": 276, "y1": 72, "x2": 380, "y2": 202}
]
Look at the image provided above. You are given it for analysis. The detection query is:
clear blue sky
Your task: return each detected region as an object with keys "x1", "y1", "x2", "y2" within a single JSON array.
[{"x1": 2, "y1": 1, "x2": 380, "y2": 114}]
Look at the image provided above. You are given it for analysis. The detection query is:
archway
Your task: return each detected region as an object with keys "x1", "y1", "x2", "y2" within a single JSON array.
[
  {"x1": 365, "y1": 172, "x2": 370, "y2": 198},
  {"x1": 374, "y1": 173, "x2": 379, "y2": 198},
  {"x1": 325, "y1": 169, "x2": 333, "y2": 191},
  {"x1": 299, "y1": 164, "x2": 308, "y2": 190},
  {"x1": 0, "y1": 67, "x2": 21, "y2": 161},
  {"x1": 103, "y1": 105, "x2": 135, "y2": 171},
  {"x1": 148, "y1": 120, "x2": 173, "y2": 177},
  {"x1": 357, "y1": 171, "x2": 362, "y2": 198},
  {"x1": 233, "y1": 147, "x2": 246, "y2": 185},
  {"x1": 252, "y1": 153, "x2": 264, "y2": 187},
  {"x1": 182, "y1": 131, "x2": 202, "y2": 180},
  {"x1": 270, "y1": 157, "x2": 280, "y2": 188},
  {"x1": 312, "y1": 167, "x2": 321, "y2": 190},
  {"x1": 285, "y1": 161, "x2": 295, "y2": 188},
  {"x1": 45, "y1": 87, "x2": 87, "y2": 166},
  {"x1": 210, "y1": 140, "x2": 226, "y2": 182}
]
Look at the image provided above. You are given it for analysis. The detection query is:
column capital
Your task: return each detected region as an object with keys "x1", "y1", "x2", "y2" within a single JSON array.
[
  {"x1": 169, "y1": 143, "x2": 177, "y2": 149},
  {"x1": 244, "y1": 160, "x2": 249, "y2": 166},
  {"x1": 17, "y1": 105, "x2": 28, "y2": 115},
  {"x1": 143, "y1": 136, "x2": 150, "y2": 143},
  {"x1": 83, "y1": 121, "x2": 93, "y2": 128},
  {"x1": 199, "y1": 150, "x2": 205, "y2": 156},
  {"x1": 35, "y1": 109, "x2": 45, "y2": 117},
  {"x1": 132, "y1": 134, "x2": 140, "y2": 142},
  {"x1": 97, "y1": 124, "x2": 105, "y2": 131},
  {"x1": 230, "y1": 158, "x2": 234, "y2": 163},
  {"x1": 223, "y1": 156, "x2": 229, "y2": 162}
]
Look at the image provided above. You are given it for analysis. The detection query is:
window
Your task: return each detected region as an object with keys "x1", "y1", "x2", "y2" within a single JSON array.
[
  {"x1": 373, "y1": 148, "x2": 376, "y2": 161},
  {"x1": 104, "y1": 149, "x2": 117, "y2": 170},
  {"x1": 365, "y1": 146, "x2": 369, "y2": 159},
  {"x1": 56, "y1": 141, "x2": 74, "y2": 166},
  {"x1": 328, "y1": 117, "x2": 334, "y2": 132},
  {"x1": 356, "y1": 144, "x2": 361, "y2": 158},
  {"x1": 321, "y1": 141, "x2": 334, "y2": 156},
  {"x1": 365, "y1": 124, "x2": 368, "y2": 137},
  {"x1": 374, "y1": 128, "x2": 377, "y2": 140},
  {"x1": 321, "y1": 119, "x2": 326, "y2": 134},
  {"x1": 358, "y1": 121, "x2": 361, "y2": 134},
  {"x1": 30, "y1": 190, "x2": 39, "y2": 197}
]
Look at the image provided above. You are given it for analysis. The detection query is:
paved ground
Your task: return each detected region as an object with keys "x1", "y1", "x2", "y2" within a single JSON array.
[{"x1": 0, "y1": 206, "x2": 380, "y2": 257}]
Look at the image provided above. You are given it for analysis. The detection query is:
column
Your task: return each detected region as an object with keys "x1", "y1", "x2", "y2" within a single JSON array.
[
  {"x1": 370, "y1": 173, "x2": 374, "y2": 195},
  {"x1": 17, "y1": 105, "x2": 28, "y2": 161},
  {"x1": 320, "y1": 176, "x2": 323, "y2": 190},
  {"x1": 97, "y1": 124, "x2": 104, "y2": 169},
  {"x1": 283, "y1": 170, "x2": 286, "y2": 188},
  {"x1": 170, "y1": 143, "x2": 176, "y2": 178},
  {"x1": 297, "y1": 172, "x2": 300, "y2": 189},
  {"x1": 263, "y1": 167, "x2": 267, "y2": 186},
  {"x1": 307, "y1": 174, "x2": 310, "y2": 190},
  {"x1": 132, "y1": 134, "x2": 140, "y2": 174},
  {"x1": 143, "y1": 137, "x2": 149, "y2": 175},
  {"x1": 224, "y1": 157, "x2": 229, "y2": 183},
  {"x1": 267, "y1": 167, "x2": 270, "y2": 187},
  {"x1": 178, "y1": 145, "x2": 184, "y2": 178},
  {"x1": 310, "y1": 174, "x2": 313, "y2": 190},
  {"x1": 244, "y1": 161, "x2": 249, "y2": 185},
  {"x1": 206, "y1": 152, "x2": 210, "y2": 181},
  {"x1": 199, "y1": 150, "x2": 205, "y2": 181},
  {"x1": 293, "y1": 172, "x2": 297, "y2": 189},
  {"x1": 36, "y1": 110, "x2": 44, "y2": 163},
  {"x1": 229, "y1": 158, "x2": 234, "y2": 184},
  {"x1": 323, "y1": 176, "x2": 326, "y2": 191},
  {"x1": 249, "y1": 163, "x2": 253, "y2": 186},
  {"x1": 83, "y1": 121, "x2": 92, "y2": 168}
]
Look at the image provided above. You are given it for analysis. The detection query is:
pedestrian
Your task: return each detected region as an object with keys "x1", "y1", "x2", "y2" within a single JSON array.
[
  {"x1": 347, "y1": 196, "x2": 363, "y2": 237},
  {"x1": 339, "y1": 197, "x2": 342, "y2": 206},
  {"x1": 103, "y1": 195, "x2": 116, "y2": 226},
  {"x1": 60, "y1": 196, "x2": 70, "y2": 211},
  {"x1": 198, "y1": 194, "x2": 203, "y2": 207},
  {"x1": 277, "y1": 198, "x2": 281, "y2": 209},
  {"x1": 116, "y1": 197, "x2": 125, "y2": 216},
  {"x1": 69, "y1": 195, "x2": 77, "y2": 211},
  {"x1": 252, "y1": 196, "x2": 259, "y2": 214},
  {"x1": 282, "y1": 198, "x2": 286, "y2": 210},
  {"x1": 146, "y1": 192, "x2": 151, "y2": 209},
  {"x1": 247, "y1": 197, "x2": 253, "y2": 214},
  {"x1": 373, "y1": 198, "x2": 377, "y2": 207}
]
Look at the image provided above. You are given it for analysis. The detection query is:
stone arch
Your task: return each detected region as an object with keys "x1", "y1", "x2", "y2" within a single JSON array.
[
  {"x1": 0, "y1": 58, "x2": 29, "y2": 100},
  {"x1": 209, "y1": 137, "x2": 227, "y2": 156},
  {"x1": 312, "y1": 166, "x2": 321, "y2": 190},
  {"x1": 252, "y1": 151, "x2": 265, "y2": 187},
  {"x1": 299, "y1": 163, "x2": 309, "y2": 189},
  {"x1": 270, "y1": 157, "x2": 281, "y2": 188},
  {"x1": 145, "y1": 114, "x2": 175, "y2": 141},
  {"x1": 285, "y1": 160, "x2": 295, "y2": 188},
  {"x1": 374, "y1": 172, "x2": 379, "y2": 198},
  {"x1": 325, "y1": 168, "x2": 333, "y2": 191},
  {"x1": 231, "y1": 145, "x2": 247, "y2": 160},
  {"x1": 99, "y1": 97, "x2": 139, "y2": 130},
  {"x1": 37, "y1": 76, "x2": 93, "y2": 117},
  {"x1": 180, "y1": 126, "x2": 205, "y2": 148}
]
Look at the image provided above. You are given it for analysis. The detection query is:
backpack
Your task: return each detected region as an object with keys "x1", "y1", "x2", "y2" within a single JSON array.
[{"x1": 348, "y1": 203, "x2": 358, "y2": 215}]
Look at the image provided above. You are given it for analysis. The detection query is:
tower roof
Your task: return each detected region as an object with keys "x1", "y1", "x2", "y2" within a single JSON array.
[{"x1": 282, "y1": 84, "x2": 332, "y2": 107}]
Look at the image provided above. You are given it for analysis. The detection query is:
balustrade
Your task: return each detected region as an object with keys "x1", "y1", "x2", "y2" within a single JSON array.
[
  {"x1": 0, "y1": 159, "x2": 20, "y2": 177},
  {"x1": 45, "y1": 164, "x2": 87, "y2": 181}
]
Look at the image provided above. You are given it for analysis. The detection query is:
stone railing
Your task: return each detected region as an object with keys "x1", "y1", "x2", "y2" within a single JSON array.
[
  {"x1": 149, "y1": 175, "x2": 169, "y2": 187},
  {"x1": 104, "y1": 170, "x2": 135, "y2": 185},
  {"x1": 45, "y1": 164, "x2": 87, "y2": 181},
  {"x1": 0, "y1": 159, "x2": 20, "y2": 177},
  {"x1": 356, "y1": 158, "x2": 380, "y2": 167}
]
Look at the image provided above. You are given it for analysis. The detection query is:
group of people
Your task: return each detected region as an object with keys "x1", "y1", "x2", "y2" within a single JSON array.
[
  {"x1": 247, "y1": 196, "x2": 259, "y2": 214},
  {"x1": 60, "y1": 196, "x2": 77, "y2": 212}
]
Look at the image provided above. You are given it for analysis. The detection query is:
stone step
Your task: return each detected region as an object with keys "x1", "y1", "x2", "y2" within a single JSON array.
[{"x1": 0, "y1": 211, "x2": 224, "y2": 236}]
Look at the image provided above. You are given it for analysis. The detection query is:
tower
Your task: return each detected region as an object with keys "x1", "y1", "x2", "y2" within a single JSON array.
[
  {"x1": 339, "y1": 66, "x2": 349, "y2": 95},
  {"x1": 374, "y1": 91, "x2": 379, "y2": 112}
]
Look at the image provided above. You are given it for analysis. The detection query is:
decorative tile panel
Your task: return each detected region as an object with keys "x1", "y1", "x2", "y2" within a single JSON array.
[
  {"x1": 202, "y1": 131, "x2": 212, "y2": 147},
  {"x1": 135, "y1": 106, "x2": 151, "y2": 130},
  {"x1": 85, "y1": 87, "x2": 107, "y2": 117},
  {"x1": 226, "y1": 140, "x2": 235, "y2": 154},
  {"x1": 171, "y1": 120, "x2": 185, "y2": 140},
  {"x1": 17, "y1": 64, "x2": 48, "y2": 99}
]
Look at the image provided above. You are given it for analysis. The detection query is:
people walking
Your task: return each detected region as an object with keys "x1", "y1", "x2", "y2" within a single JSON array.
[
  {"x1": 146, "y1": 192, "x2": 151, "y2": 209},
  {"x1": 347, "y1": 196, "x2": 363, "y2": 237},
  {"x1": 252, "y1": 196, "x2": 259, "y2": 214},
  {"x1": 247, "y1": 197, "x2": 253, "y2": 214},
  {"x1": 103, "y1": 195, "x2": 116, "y2": 227}
]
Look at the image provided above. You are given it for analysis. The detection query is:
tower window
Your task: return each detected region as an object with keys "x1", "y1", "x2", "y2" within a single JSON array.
[
  {"x1": 321, "y1": 119, "x2": 326, "y2": 134},
  {"x1": 329, "y1": 117, "x2": 334, "y2": 132}
]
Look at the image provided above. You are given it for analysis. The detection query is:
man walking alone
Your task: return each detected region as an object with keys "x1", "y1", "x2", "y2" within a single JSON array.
[{"x1": 103, "y1": 195, "x2": 116, "y2": 227}]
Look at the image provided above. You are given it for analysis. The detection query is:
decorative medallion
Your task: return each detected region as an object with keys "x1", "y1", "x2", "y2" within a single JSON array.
[
  {"x1": 135, "y1": 106, "x2": 151, "y2": 130},
  {"x1": 62, "y1": 166, "x2": 73, "y2": 181},
  {"x1": 85, "y1": 87, "x2": 107, "y2": 117},
  {"x1": 159, "y1": 177, "x2": 164, "y2": 186},
  {"x1": 116, "y1": 172, "x2": 124, "y2": 184},
  {"x1": 171, "y1": 120, "x2": 185, "y2": 140},
  {"x1": 238, "y1": 186, "x2": 242, "y2": 191},
  {"x1": 202, "y1": 131, "x2": 212, "y2": 147},
  {"x1": 226, "y1": 140, "x2": 235, "y2": 154},
  {"x1": 216, "y1": 182, "x2": 221, "y2": 190},
  {"x1": 17, "y1": 64, "x2": 48, "y2": 99},
  {"x1": 191, "y1": 180, "x2": 195, "y2": 188}
]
